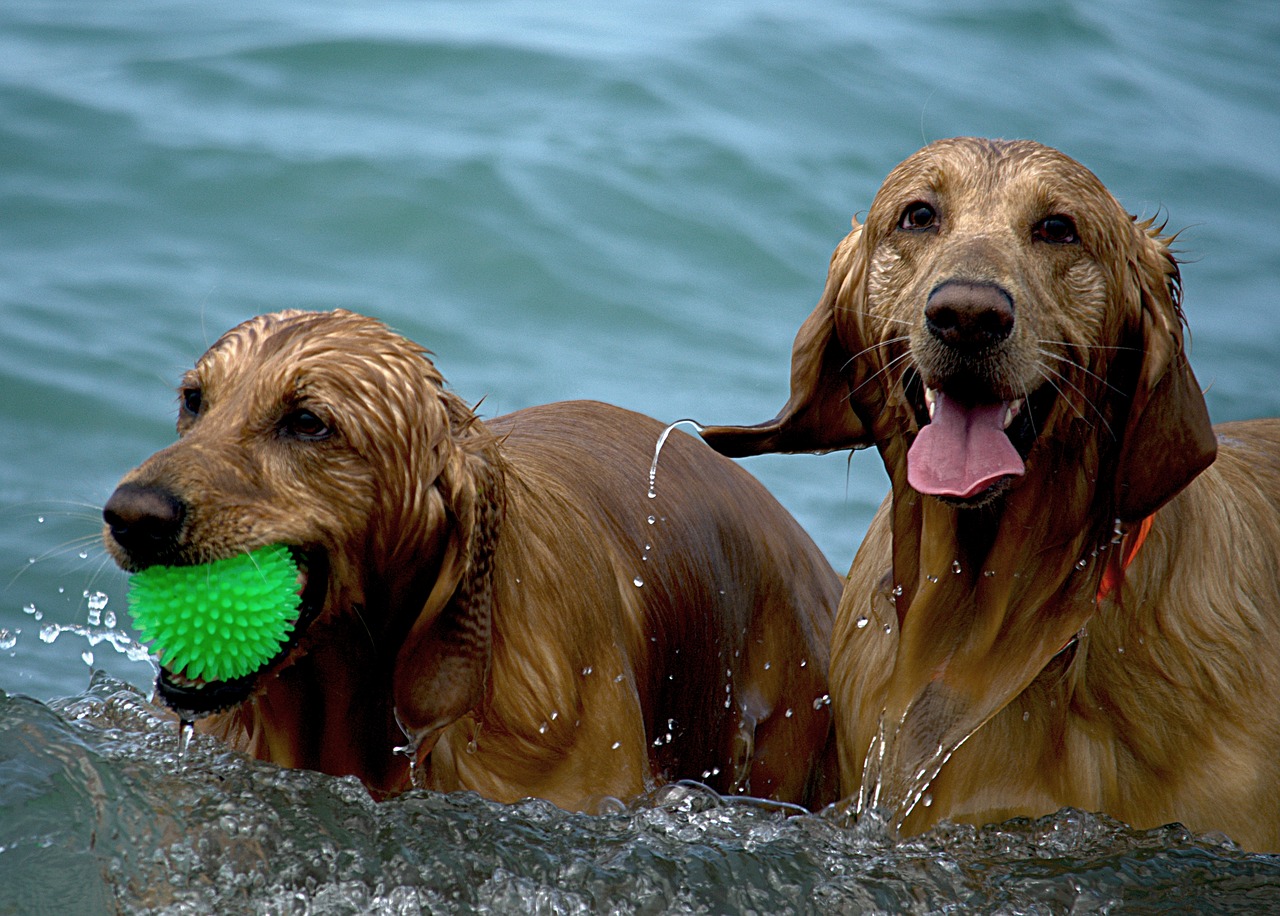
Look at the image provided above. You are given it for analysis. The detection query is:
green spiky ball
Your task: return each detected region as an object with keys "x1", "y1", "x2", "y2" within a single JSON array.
[{"x1": 128, "y1": 544, "x2": 301, "y2": 683}]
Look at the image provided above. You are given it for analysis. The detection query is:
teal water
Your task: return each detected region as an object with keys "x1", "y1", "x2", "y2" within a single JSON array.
[{"x1": 2, "y1": 2, "x2": 1279, "y2": 911}]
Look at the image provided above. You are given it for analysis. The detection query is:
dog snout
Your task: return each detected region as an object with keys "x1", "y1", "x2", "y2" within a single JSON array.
[
  {"x1": 925, "y1": 281, "x2": 1014, "y2": 351},
  {"x1": 103, "y1": 482, "x2": 187, "y2": 567}
]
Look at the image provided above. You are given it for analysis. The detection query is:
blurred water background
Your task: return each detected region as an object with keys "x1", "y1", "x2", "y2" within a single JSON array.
[{"x1": 2, "y1": 1, "x2": 1279, "y2": 912}]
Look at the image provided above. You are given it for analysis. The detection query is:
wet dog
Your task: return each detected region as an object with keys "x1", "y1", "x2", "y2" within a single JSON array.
[
  {"x1": 703, "y1": 138, "x2": 1280, "y2": 849},
  {"x1": 104, "y1": 309, "x2": 840, "y2": 810}
]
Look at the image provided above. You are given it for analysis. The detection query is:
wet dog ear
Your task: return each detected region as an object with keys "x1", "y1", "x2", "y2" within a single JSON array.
[
  {"x1": 392, "y1": 446, "x2": 502, "y2": 762},
  {"x1": 1112, "y1": 224, "x2": 1216, "y2": 522},
  {"x1": 701, "y1": 226, "x2": 873, "y2": 457}
]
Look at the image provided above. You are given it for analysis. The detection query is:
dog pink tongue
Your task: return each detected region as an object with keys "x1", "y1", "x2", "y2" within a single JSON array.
[{"x1": 907, "y1": 394, "x2": 1025, "y2": 498}]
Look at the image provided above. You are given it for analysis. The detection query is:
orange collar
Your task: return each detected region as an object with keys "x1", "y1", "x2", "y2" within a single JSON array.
[{"x1": 1096, "y1": 514, "x2": 1154, "y2": 602}]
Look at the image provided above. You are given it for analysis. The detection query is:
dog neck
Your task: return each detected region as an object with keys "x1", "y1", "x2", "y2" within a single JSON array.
[{"x1": 856, "y1": 441, "x2": 1128, "y2": 825}]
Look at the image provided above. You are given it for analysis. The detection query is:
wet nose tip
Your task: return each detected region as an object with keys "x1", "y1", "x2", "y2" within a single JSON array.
[
  {"x1": 925, "y1": 281, "x2": 1015, "y2": 349},
  {"x1": 103, "y1": 483, "x2": 186, "y2": 554}
]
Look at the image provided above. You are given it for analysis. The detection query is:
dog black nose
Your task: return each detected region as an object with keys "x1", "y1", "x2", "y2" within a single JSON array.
[
  {"x1": 925, "y1": 281, "x2": 1014, "y2": 350},
  {"x1": 103, "y1": 483, "x2": 186, "y2": 562}
]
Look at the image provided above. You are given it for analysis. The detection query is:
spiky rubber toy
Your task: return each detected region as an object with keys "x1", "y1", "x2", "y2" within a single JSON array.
[{"x1": 127, "y1": 544, "x2": 301, "y2": 683}]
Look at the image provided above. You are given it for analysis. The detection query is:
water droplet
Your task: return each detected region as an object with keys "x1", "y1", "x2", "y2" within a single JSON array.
[
  {"x1": 614, "y1": 673, "x2": 624, "y2": 683},
  {"x1": 926, "y1": 574, "x2": 939, "y2": 584},
  {"x1": 799, "y1": 659, "x2": 807, "y2": 667},
  {"x1": 1117, "y1": 646, "x2": 1125, "y2": 655},
  {"x1": 647, "y1": 515, "x2": 656, "y2": 525},
  {"x1": 632, "y1": 576, "x2": 644, "y2": 587},
  {"x1": 883, "y1": 623, "x2": 892, "y2": 634},
  {"x1": 813, "y1": 694, "x2": 831, "y2": 710},
  {"x1": 104, "y1": 611, "x2": 116, "y2": 628},
  {"x1": 784, "y1": 708, "x2": 794, "y2": 718},
  {"x1": 81, "y1": 650, "x2": 94, "y2": 666},
  {"x1": 538, "y1": 722, "x2": 548, "y2": 734},
  {"x1": 922, "y1": 792, "x2": 933, "y2": 808},
  {"x1": 36, "y1": 516, "x2": 44, "y2": 524},
  {"x1": 983, "y1": 570, "x2": 996, "y2": 578},
  {"x1": 23, "y1": 603, "x2": 37, "y2": 616},
  {"x1": 581, "y1": 666, "x2": 593, "y2": 676},
  {"x1": 0, "y1": 629, "x2": 16, "y2": 651},
  {"x1": 951, "y1": 560, "x2": 962, "y2": 574},
  {"x1": 855, "y1": 615, "x2": 870, "y2": 629},
  {"x1": 1022, "y1": 710, "x2": 1030, "y2": 722},
  {"x1": 466, "y1": 737, "x2": 478, "y2": 754},
  {"x1": 78, "y1": 551, "x2": 88, "y2": 560},
  {"x1": 1076, "y1": 558, "x2": 1088, "y2": 570},
  {"x1": 610, "y1": 741, "x2": 621, "y2": 750},
  {"x1": 892, "y1": 584, "x2": 904, "y2": 596},
  {"x1": 178, "y1": 719, "x2": 194, "y2": 758}
]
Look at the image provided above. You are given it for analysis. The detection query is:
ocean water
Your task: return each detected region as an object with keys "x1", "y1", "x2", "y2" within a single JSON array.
[{"x1": 2, "y1": 1, "x2": 1279, "y2": 912}]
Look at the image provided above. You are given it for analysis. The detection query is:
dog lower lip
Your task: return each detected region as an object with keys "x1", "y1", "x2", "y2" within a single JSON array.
[{"x1": 157, "y1": 668, "x2": 255, "y2": 719}]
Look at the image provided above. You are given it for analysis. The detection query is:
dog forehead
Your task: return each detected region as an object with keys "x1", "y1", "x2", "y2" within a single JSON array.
[
  {"x1": 195, "y1": 310, "x2": 438, "y2": 394},
  {"x1": 871, "y1": 138, "x2": 1115, "y2": 226}
]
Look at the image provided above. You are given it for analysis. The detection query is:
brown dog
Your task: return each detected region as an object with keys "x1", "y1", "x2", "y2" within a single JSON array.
[
  {"x1": 103, "y1": 309, "x2": 840, "y2": 811},
  {"x1": 702, "y1": 138, "x2": 1280, "y2": 849}
]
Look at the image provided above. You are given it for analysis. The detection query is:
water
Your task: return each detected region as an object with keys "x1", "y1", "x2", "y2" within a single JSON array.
[
  {"x1": 2, "y1": 1, "x2": 1279, "y2": 910},
  {"x1": 4, "y1": 673, "x2": 1279, "y2": 915}
]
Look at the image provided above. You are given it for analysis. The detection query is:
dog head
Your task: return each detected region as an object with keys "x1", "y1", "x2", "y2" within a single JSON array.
[
  {"x1": 703, "y1": 137, "x2": 1215, "y2": 520},
  {"x1": 103, "y1": 309, "x2": 499, "y2": 746}
]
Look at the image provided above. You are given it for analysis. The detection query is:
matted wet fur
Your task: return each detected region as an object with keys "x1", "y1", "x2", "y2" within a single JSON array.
[
  {"x1": 103, "y1": 309, "x2": 840, "y2": 811},
  {"x1": 702, "y1": 138, "x2": 1280, "y2": 850}
]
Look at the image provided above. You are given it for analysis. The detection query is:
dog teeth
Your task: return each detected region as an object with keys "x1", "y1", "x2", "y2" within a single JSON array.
[
  {"x1": 1004, "y1": 398, "x2": 1024, "y2": 429},
  {"x1": 925, "y1": 387, "x2": 938, "y2": 420}
]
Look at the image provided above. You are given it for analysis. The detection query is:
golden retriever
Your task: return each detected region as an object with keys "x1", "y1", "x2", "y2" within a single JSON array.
[
  {"x1": 702, "y1": 137, "x2": 1280, "y2": 850},
  {"x1": 103, "y1": 309, "x2": 841, "y2": 811}
]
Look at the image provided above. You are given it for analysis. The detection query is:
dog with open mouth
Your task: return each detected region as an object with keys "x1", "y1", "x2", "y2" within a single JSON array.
[
  {"x1": 701, "y1": 137, "x2": 1280, "y2": 850},
  {"x1": 103, "y1": 309, "x2": 841, "y2": 810}
]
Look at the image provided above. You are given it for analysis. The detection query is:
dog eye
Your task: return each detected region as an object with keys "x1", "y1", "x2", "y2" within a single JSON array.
[
  {"x1": 1033, "y1": 215, "x2": 1078, "y2": 244},
  {"x1": 180, "y1": 387, "x2": 203, "y2": 416},
  {"x1": 898, "y1": 202, "x2": 937, "y2": 231},
  {"x1": 281, "y1": 409, "x2": 332, "y2": 441}
]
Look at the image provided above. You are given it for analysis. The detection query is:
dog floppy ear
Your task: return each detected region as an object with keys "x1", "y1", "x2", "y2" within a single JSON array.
[
  {"x1": 701, "y1": 225, "x2": 873, "y2": 457},
  {"x1": 1112, "y1": 223, "x2": 1217, "y2": 522},
  {"x1": 392, "y1": 438, "x2": 502, "y2": 763}
]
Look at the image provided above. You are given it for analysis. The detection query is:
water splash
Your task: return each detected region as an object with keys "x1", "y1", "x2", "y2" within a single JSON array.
[
  {"x1": 34, "y1": 618, "x2": 154, "y2": 664},
  {"x1": 647, "y1": 418, "x2": 705, "y2": 500},
  {"x1": 856, "y1": 703, "x2": 986, "y2": 830},
  {"x1": 86, "y1": 590, "x2": 109, "y2": 626}
]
